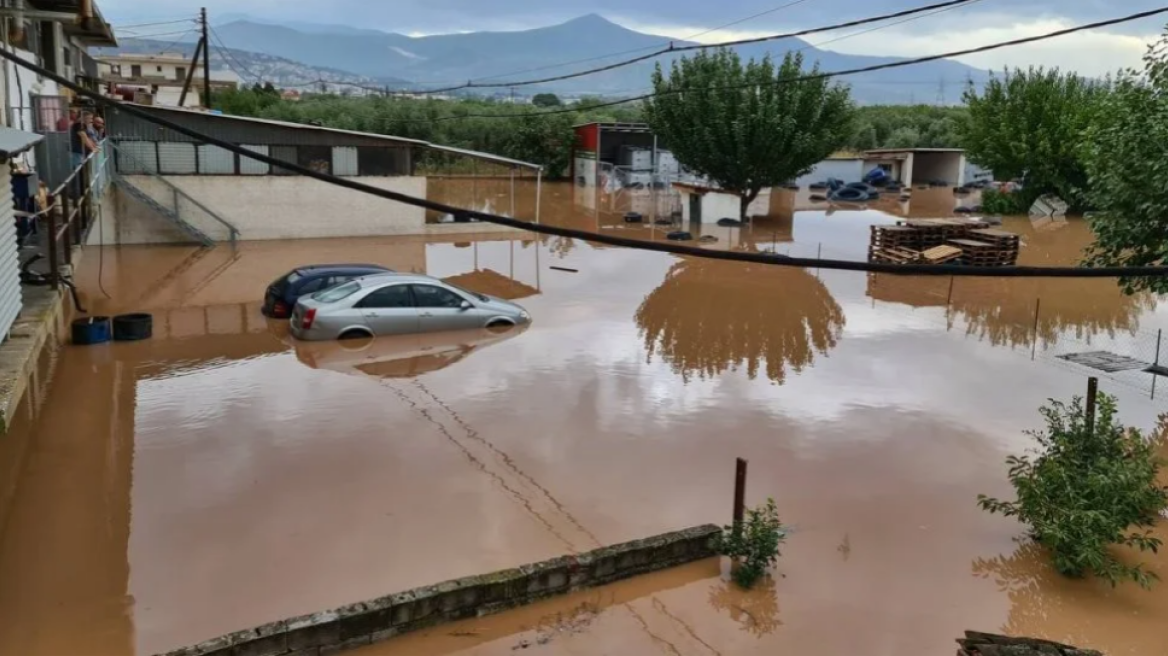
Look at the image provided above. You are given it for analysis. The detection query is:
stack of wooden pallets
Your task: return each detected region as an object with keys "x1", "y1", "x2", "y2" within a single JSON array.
[{"x1": 968, "y1": 229, "x2": 1021, "y2": 265}]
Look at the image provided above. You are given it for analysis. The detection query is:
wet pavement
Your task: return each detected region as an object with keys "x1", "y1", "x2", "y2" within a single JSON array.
[{"x1": 1, "y1": 182, "x2": 1167, "y2": 656}]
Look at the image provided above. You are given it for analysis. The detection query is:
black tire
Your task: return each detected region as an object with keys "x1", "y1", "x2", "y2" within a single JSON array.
[
  {"x1": 666, "y1": 231, "x2": 694, "y2": 241},
  {"x1": 112, "y1": 313, "x2": 152, "y2": 342},
  {"x1": 716, "y1": 218, "x2": 743, "y2": 227},
  {"x1": 624, "y1": 212, "x2": 643, "y2": 223}
]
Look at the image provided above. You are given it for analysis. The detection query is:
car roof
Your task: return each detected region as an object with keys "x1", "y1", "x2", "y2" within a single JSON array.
[
  {"x1": 356, "y1": 272, "x2": 444, "y2": 287},
  {"x1": 294, "y1": 264, "x2": 391, "y2": 276}
]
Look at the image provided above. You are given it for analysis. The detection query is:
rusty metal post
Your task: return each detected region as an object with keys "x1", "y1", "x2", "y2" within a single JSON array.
[
  {"x1": 1086, "y1": 377, "x2": 1098, "y2": 437},
  {"x1": 733, "y1": 458, "x2": 748, "y2": 530},
  {"x1": 1030, "y1": 298, "x2": 1041, "y2": 361},
  {"x1": 61, "y1": 192, "x2": 73, "y2": 267},
  {"x1": 46, "y1": 200, "x2": 60, "y2": 291}
]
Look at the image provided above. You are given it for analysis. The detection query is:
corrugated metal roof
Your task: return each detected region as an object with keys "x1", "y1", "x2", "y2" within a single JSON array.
[
  {"x1": 0, "y1": 128, "x2": 43, "y2": 159},
  {"x1": 131, "y1": 104, "x2": 543, "y2": 171}
]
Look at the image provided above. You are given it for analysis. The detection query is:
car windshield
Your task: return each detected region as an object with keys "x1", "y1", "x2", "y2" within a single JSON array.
[
  {"x1": 312, "y1": 281, "x2": 361, "y2": 303},
  {"x1": 287, "y1": 271, "x2": 303, "y2": 285}
]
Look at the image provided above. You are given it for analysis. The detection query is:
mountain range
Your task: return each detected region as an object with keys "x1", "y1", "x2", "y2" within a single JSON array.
[{"x1": 108, "y1": 14, "x2": 991, "y2": 104}]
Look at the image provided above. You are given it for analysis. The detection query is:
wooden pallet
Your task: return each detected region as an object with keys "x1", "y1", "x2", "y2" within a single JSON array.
[{"x1": 921, "y1": 244, "x2": 963, "y2": 264}]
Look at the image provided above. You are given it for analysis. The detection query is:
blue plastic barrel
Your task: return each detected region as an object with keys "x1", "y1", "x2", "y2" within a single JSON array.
[{"x1": 72, "y1": 316, "x2": 111, "y2": 345}]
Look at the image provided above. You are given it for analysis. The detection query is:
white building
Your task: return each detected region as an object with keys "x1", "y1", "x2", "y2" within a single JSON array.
[{"x1": 98, "y1": 53, "x2": 241, "y2": 108}]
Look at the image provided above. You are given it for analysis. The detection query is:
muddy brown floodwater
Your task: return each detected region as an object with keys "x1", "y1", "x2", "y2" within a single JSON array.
[{"x1": 1, "y1": 181, "x2": 1167, "y2": 656}]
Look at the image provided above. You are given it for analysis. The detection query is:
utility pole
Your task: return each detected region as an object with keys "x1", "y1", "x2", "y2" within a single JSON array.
[{"x1": 201, "y1": 7, "x2": 212, "y2": 108}]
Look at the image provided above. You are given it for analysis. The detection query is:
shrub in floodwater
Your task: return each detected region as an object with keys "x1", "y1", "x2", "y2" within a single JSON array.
[
  {"x1": 713, "y1": 498, "x2": 787, "y2": 589},
  {"x1": 979, "y1": 392, "x2": 1168, "y2": 588},
  {"x1": 981, "y1": 188, "x2": 1028, "y2": 214}
]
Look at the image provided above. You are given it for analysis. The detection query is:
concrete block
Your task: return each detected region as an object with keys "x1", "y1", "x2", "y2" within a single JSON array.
[
  {"x1": 320, "y1": 635, "x2": 371, "y2": 656},
  {"x1": 285, "y1": 612, "x2": 340, "y2": 650},
  {"x1": 337, "y1": 608, "x2": 392, "y2": 641}
]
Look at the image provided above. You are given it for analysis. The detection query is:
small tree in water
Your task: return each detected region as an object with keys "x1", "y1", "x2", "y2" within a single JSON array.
[
  {"x1": 979, "y1": 392, "x2": 1168, "y2": 588},
  {"x1": 713, "y1": 498, "x2": 787, "y2": 589},
  {"x1": 645, "y1": 49, "x2": 854, "y2": 220}
]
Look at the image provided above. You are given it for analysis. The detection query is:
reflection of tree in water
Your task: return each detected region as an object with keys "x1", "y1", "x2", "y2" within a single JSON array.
[
  {"x1": 972, "y1": 543, "x2": 1109, "y2": 650},
  {"x1": 636, "y1": 258, "x2": 844, "y2": 384},
  {"x1": 708, "y1": 575, "x2": 782, "y2": 637},
  {"x1": 543, "y1": 234, "x2": 577, "y2": 259}
]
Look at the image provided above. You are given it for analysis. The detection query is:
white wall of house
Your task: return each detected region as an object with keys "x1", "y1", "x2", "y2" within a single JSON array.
[
  {"x1": 96, "y1": 175, "x2": 432, "y2": 243},
  {"x1": 679, "y1": 188, "x2": 770, "y2": 223}
]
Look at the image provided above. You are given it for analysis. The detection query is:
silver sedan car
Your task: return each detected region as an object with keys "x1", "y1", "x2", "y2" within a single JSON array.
[{"x1": 290, "y1": 273, "x2": 532, "y2": 341}]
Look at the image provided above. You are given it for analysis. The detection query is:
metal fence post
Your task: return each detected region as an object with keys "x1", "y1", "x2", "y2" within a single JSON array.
[
  {"x1": 733, "y1": 458, "x2": 748, "y2": 533},
  {"x1": 1030, "y1": 298, "x2": 1041, "y2": 361},
  {"x1": 1086, "y1": 377, "x2": 1099, "y2": 437},
  {"x1": 46, "y1": 200, "x2": 60, "y2": 291},
  {"x1": 61, "y1": 193, "x2": 73, "y2": 268}
]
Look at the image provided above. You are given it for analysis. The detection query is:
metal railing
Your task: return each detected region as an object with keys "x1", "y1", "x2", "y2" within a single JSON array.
[
  {"x1": 43, "y1": 143, "x2": 108, "y2": 291},
  {"x1": 109, "y1": 140, "x2": 241, "y2": 244}
]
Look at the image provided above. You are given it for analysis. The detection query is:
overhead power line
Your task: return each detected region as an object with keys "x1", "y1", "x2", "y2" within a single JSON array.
[
  {"x1": 113, "y1": 18, "x2": 197, "y2": 30},
  {"x1": 684, "y1": 0, "x2": 814, "y2": 41},
  {"x1": 1, "y1": 36, "x2": 1167, "y2": 279},
  {"x1": 118, "y1": 29, "x2": 200, "y2": 41},
  {"x1": 208, "y1": 27, "x2": 265, "y2": 84},
  {"x1": 402, "y1": 6, "x2": 1168, "y2": 122},
  {"x1": 411, "y1": 0, "x2": 985, "y2": 94}
]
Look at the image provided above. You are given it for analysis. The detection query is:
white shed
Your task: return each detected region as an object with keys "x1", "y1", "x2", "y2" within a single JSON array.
[
  {"x1": 0, "y1": 128, "x2": 45, "y2": 341},
  {"x1": 674, "y1": 182, "x2": 771, "y2": 223}
]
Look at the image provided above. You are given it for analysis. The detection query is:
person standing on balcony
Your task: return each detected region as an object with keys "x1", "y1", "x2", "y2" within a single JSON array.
[
  {"x1": 70, "y1": 111, "x2": 98, "y2": 169},
  {"x1": 56, "y1": 108, "x2": 77, "y2": 132}
]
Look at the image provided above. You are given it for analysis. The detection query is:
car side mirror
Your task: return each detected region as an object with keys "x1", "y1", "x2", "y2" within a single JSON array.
[{"x1": 460, "y1": 300, "x2": 472, "y2": 310}]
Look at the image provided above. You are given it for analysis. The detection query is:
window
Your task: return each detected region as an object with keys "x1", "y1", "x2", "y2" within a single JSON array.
[
  {"x1": 111, "y1": 64, "x2": 122, "y2": 76},
  {"x1": 313, "y1": 281, "x2": 361, "y2": 303},
  {"x1": 131, "y1": 64, "x2": 141, "y2": 77},
  {"x1": 176, "y1": 66, "x2": 186, "y2": 81},
  {"x1": 296, "y1": 278, "x2": 328, "y2": 295},
  {"x1": 411, "y1": 285, "x2": 465, "y2": 309},
  {"x1": 324, "y1": 275, "x2": 353, "y2": 288},
  {"x1": 156, "y1": 65, "x2": 163, "y2": 72},
  {"x1": 357, "y1": 285, "x2": 413, "y2": 309}
]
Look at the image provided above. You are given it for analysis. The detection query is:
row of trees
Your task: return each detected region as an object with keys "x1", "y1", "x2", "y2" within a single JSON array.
[{"x1": 213, "y1": 86, "x2": 640, "y2": 176}]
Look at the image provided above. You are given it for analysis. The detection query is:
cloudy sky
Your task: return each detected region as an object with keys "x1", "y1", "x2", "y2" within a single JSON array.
[{"x1": 102, "y1": 0, "x2": 1166, "y2": 76}]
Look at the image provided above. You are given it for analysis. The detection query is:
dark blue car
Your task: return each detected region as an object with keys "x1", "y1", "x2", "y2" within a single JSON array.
[{"x1": 263, "y1": 264, "x2": 393, "y2": 319}]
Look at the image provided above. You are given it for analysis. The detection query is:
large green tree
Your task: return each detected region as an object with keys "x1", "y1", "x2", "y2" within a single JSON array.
[
  {"x1": 644, "y1": 49, "x2": 854, "y2": 219},
  {"x1": 1083, "y1": 29, "x2": 1168, "y2": 293},
  {"x1": 960, "y1": 67, "x2": 1109, "y2": 206}
]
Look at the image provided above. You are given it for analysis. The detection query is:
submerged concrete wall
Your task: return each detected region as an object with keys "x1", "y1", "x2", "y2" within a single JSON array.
[
  {"x1": 155, "y1": 524, "x2": 720, "y2": 656},
  {"x1": 957, "y1": 631, "x2": 1102, "y2": 656},
  {"x1": 98, "y1": 175, "x2": 431, "y2": 244}
]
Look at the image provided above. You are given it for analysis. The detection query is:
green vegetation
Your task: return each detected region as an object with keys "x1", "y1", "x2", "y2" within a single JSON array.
[
  {"x1": 714, "y1": 498, "x2": 787, "y2": 589},
  {"x1": 1083, "y1": 29, "x2": 1168, "y2": 294},
  {"x1": 979, "y1": 188, "x2": 1027, "y2": 215},
  {"x1": 212, "y1": 88, "x2": 641, "y2": 177},
  {"x1": 531, "y1": 93, "x2": 562, "y2": 107},
  {"x1": 846, "y1": 105, "x2": 967, "y2": 150},
  {"x1": 978, "y1": 393, "x2": 1168, "y2": 589},
  {"x1": 960, "y1": 67, "x2": 1109, "y2": 208},
  {"x1": 645, "y1": 49, "x2": 854, "y2": 219}
]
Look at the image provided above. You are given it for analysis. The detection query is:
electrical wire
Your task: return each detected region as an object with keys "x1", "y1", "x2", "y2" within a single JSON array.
[
  {"x1": 410, "y1": 0, "x2": 985, "y2": 93},
  {"x1": 6, "y1": 12, "x2": 1168, "y2": 279},
  {"x1": 113, "y1": 18, "x2": 197, "y2": 30},
  {"x1": 208, "y1": 27, "x2": 265, "y2": 84},
  {"x1": 118, "y1": 28, "x2": 199, "y2": 41},
  {"x1": 801, "y1": 0, "x2": 987, "y2": 52},
  {"x1": 4, "y1": 37, "x2": 1168, "y2": 279},
  {"x1": 399, "y1": 6, "x2": 1168, "y2": 123}
]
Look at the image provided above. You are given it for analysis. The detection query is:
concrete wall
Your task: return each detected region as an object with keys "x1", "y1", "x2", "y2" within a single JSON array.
[
  {"x1": 910, "y1": 152, "x2": 965, "y2": 187},
  {"x1": 154, "y1": 524, "x2": 720, "y2": 656},
  {"x1": 101, "y1": 175, "x2": 430, "y2": 243}
]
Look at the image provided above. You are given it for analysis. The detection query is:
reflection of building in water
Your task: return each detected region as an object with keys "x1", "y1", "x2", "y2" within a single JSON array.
[
  {"x1": 636, "y1": 257, "x2": 844, "y2": 384},
  {"x1": 865, "y1": 218, "x2": 1156, "y2": 347}
]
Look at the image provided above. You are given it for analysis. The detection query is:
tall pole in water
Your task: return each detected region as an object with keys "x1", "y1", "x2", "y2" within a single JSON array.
[{"x1": 201, "y1": 8, "x2": 212, "y2": 108}]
